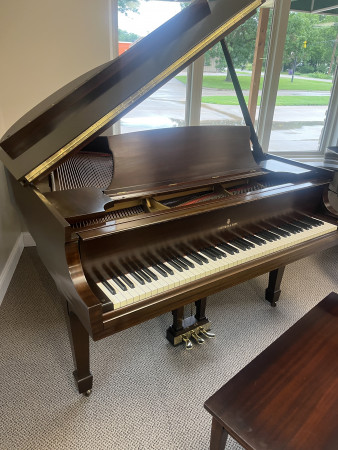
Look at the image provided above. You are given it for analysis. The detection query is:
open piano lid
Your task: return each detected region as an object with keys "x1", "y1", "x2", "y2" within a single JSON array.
[{"x1": 0, "y1": 0, "x2": 264, "y2": 184}]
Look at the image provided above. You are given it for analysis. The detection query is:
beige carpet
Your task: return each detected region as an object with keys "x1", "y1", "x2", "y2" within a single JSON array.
[{"x1": 0, "y1": 246, "x2": 337, "y2": 450}]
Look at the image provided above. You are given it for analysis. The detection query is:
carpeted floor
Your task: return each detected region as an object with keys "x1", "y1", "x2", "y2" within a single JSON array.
[{"x1": 0, "y1": 246, "x2": 337, "y2": 450}]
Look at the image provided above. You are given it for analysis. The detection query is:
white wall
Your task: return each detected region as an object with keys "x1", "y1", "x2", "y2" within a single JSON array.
[{"x1": 0, "y1": 0, "x2": 112, "y2": 301}]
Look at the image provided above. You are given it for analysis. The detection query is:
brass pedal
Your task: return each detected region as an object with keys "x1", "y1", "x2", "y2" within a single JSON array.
[
  {"x1": 182, "y1": 334, "x2": 193, "y2": 350},
  {"x1": 199, "y1": 326, "x2": 215, "y2": 339},
  {"x1": 191, "y1": 331, "x2": 205, "y2": 345}
]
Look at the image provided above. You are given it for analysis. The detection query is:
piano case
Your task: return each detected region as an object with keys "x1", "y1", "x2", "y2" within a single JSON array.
[{"x1": 1, "y1": 0, "x2": 337, "y2": 394}]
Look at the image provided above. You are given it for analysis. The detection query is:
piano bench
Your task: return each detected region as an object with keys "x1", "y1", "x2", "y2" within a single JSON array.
[{"x1": 204, "y1": 292, "x2": 338, "y2": 450}]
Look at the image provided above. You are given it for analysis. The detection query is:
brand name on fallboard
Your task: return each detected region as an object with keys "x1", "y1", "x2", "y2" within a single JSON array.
[{"x1": 223, "y1": 219, "x2": 238, "y2": 229}]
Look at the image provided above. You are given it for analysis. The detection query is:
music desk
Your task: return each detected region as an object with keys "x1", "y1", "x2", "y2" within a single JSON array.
[{"x1": 204, "y1": 292, "x2": 338, "y2": 450}]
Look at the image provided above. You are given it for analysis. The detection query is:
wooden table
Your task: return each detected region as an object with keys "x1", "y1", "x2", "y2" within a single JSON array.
[{"x1": 204, "y1": 292, "x2": 338, "y2": 450}]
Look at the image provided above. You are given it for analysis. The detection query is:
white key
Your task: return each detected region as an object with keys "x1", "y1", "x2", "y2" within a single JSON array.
[
  {"x1": 97, "y1": 281, "x2": 125, "y2": 309},
  {"x1": 106, "y1": 278, "x2": 129, "y2": 308}
]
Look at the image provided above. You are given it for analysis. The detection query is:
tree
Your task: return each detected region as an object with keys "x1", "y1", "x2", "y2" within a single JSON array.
[
  {"x1": 207, "y1": 12, "x2": 260, "y2": 79},
  {"x1": 204, "y1": 10, "x2": 337, "y2": 76},
  {"x1": 283, "y1": 13, "x2": 338, "y2": 74},
  {"x1": 118, "y1": 0, "x2": 141, "y2": 16},
  {"x1": 118, "y1": 29, "x2": 140, "y2": 42}
]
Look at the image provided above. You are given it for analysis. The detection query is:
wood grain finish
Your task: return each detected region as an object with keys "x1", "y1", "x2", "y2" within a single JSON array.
[
  {"x1": 265, "y1": 266, "x2": 285, "y2": 306},
  {"x1": 1, "y1": 0, "x2": 337, "y2": 395},
  {"x1": 97, "y1": 230, "x2": 337, "y2": 340},
  {"x1": 204, "y1": 292, "x2": 338, "y2": 450},
  {"x1": 106, "y1": 126, "x2": 258, "y2": 194},
  {"x1": 0, "y1": 0, "x2": 263, "y2": 182}
]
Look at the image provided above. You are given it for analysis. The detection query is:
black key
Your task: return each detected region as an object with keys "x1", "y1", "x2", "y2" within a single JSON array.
[
  {"x1": 143, "y1": 267, "x2": 158, "y2": 281},
  {"x1": 177, "y1": 255, "x2": 195, "y2": 268},
  {"x1": 173, "y1": 258, "x2": 189, "y2": 270},
  {"x1": 137, "y1": 269, "x2": 152, "y2": 283},
  {"x1": 130, "y1": 271, "x2": 145, "y2": 285},
  {"x1": 185, "y1": 253, "x2": 203, "y2": 265},
  {"x1": 257, "y1": 230, "x2": 279, "y2": 241},
  {"x1": 298, "y1": 215, "x2": 323, "y2": 226},
  {"x1": 200, "y1": 249, "x2": 217, "y2": 261},
  {"x1": 153, "y1": 264, "x2": 168, "y2": 277},
  {"x1": 279, "y1": 221, "x2": 302, "y2": 233},
  {"x1": 260, "y1": 230, "x2": 281, "y2": 240},
  {"x1": 235, "y1": 237, "x2": 255, "y2": 248},
  {"x1": 255, "y1": 232, "x2": 274, "y2": 242},
  {"x1": 102, "y1": 280, "x2": 116, "y2": 295},
  {"x1": 286, "y1": 220, "x2": 306, "y2": 230},
  {"x1": 290, "y1": 219, "x2": 311, "y2": 230},
  {"x1": 209, "y1": 246, "x2": 227, "y2": 258},
  {"x1": 159, "y1": 262, "x2": 174, "y2": 275},
  {"x1": 190, "y1": 250, "x2": 209, "y2": 263},
  {"x1": 239, "y1": 237, "x2": 256, "y2": 248},
  {"x1": 205, "y1": 246, "x2": 223, "y2": 259},
  {"x1": 267, "y1": 226, "x2": 290, "y2": 237},
  {"x1": 244, "y1": 234, "x2": 265, "y2": 245},
  {"x1": 112, "y1": 277, "x2": 127, "y2": 291},
  {"x1": 120, "y1": 274, "x2": 135, "y2": 289},
  {"x1": 217, "y1": 242, "x2": 239, "y2": 254},
  {"x1": 167, "y1": 260, "x2": 183, "y2": 272},
  {"x1": 229, "y1": 240, "x2": 247, "y2": 251}
]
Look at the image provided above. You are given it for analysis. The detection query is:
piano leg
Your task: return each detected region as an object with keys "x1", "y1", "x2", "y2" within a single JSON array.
[
  {"x1": 265, "y1": 266, "x2": 285, "y2": 307},
  {"x1": 171, "y1": 306, "x2": 185, "y2": 333},
  {"x1": 64, "y1": 302, "x2": 93, "y2": 395},
  {"x1": 166, "y1": 298, "x2": 212, "y2": 347},
  {"x1": 195, "y1": 298, "x2": 207, "y2": 322}
]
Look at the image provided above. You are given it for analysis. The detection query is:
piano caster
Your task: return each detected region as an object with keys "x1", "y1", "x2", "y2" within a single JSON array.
[
  {"x1": 84, "y1": 389, "x2": 92, "y2": 397},
  {"x1": 191, "y1": 331, "x2": 205, "y2": 345},
  {"x1": 182, "y1": 334, "x2": 193, "y2": 350},
  {"x1": 199, "y1": 326, "x2": 215, "y2": 339}
]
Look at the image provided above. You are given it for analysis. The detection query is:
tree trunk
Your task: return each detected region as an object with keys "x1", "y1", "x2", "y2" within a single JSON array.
[{"x1": 225, "y1": 69, "x2": 232, "y2": 82}]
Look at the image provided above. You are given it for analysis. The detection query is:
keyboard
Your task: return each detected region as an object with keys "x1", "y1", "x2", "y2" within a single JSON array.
[{"x1": 96, "y1": 215, "x2": 337, "y2": 309}]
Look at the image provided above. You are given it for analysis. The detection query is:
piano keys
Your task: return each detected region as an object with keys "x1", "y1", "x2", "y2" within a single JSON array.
[
  {"x1": 0, "y1": 0, "x2": 337, "y2": 394},
  {"x1": 94, "y1": 214, "x2": 337, "y2": 311}
]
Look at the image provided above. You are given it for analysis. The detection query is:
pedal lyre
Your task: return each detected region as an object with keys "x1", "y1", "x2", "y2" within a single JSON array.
[
  {"x1": 199, "y1": 326, "x2": 215, "y2": 339},
  {"x1": 182, "y1": 334, "x2": 193, "y2": 350},
  {"x1": 191, "y1": 331, "x2": 204, "y2": 345}
]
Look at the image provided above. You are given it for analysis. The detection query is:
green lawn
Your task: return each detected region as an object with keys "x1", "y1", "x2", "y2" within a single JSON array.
[
  {"x1": 201, "y1": 95, "x2": 330, "y2": 106},
  {"x1": 176, "y1": 75, "x2": 332, "y2": 92}
]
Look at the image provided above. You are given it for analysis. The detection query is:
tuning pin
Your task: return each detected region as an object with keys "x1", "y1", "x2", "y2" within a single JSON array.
[
  {"x1": 191, "y1": 331, "x2": 204, "y2": 345},
  {"x1": 182, "y1": 334, "x2": 193, "y2": 350},
  {"x1": 199, "y1": 327, "x2": 215, "y2": 339}
]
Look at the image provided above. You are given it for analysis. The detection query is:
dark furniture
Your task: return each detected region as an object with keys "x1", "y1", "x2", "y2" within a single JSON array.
[
  {"x1": 204, "y1": 292, "x2": 338, "y2": 450},
  {"x1": 0, "y1": 0, "x2": 337, "y2": 394}
]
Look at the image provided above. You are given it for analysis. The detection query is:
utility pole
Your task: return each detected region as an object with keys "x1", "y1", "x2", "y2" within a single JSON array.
[{"x1": 291, "y1": 51, "x2": 297, "y2": 82}]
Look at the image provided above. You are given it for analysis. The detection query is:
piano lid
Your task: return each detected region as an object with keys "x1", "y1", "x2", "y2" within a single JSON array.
[{"x1": 0, "y1": 0, "x2": 264, "y2": 183}]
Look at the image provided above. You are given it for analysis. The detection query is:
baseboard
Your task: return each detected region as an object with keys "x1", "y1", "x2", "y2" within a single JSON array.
[
  {"x1": 0, "y1": 232, "x2": 36, "y2": 305},
  {"x1": 0, "y1": 234, "x2": 24, "y2": 305}
]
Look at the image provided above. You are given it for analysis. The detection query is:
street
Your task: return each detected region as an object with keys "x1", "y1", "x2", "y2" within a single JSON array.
[{"x1": 121, "y1": 75, "x2": 330, "y2": 153}]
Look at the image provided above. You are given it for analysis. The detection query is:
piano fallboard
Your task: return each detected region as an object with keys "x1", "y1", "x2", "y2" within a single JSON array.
[
  {"x1": 98, "y1": 226, "x2": 337, "y2": 340},
  {"x1": 74, "y1": 182, "x2": 337, "y2": 339}
]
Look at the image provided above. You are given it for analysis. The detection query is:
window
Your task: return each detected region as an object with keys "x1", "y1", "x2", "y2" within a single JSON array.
[{"x1": 117, "y1": 0, "x2": 185, "y2": 134}]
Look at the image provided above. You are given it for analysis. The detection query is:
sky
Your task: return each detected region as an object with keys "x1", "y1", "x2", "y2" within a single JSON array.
[{"x1": 118, "y1": 0, "x2": 181, "y2": 36}]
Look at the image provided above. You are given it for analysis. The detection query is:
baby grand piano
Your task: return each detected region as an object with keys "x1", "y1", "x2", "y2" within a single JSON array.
[{"x1": 1, "y1": 0, "x2": 337, "y2": 395}]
